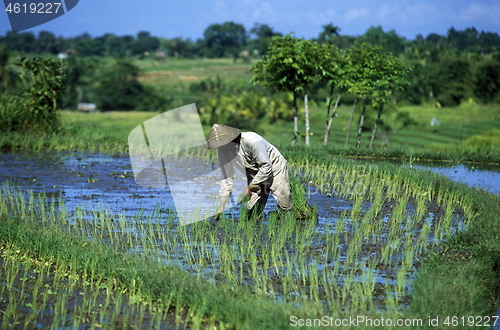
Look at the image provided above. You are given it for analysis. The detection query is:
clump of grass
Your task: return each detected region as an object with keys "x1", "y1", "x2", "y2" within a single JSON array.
[
  {"x1": 2, "y1": 141, "x2": 499, "y2": 327},
  {"x1": 0, "y1": 151, "x2": 479, "y2": 323},
  {"x1": 0, "y1": 203, "x2": 320, "y2": 329},
  {"x1": 0, "y1": 245, "x2": 180, "y2": 328}
]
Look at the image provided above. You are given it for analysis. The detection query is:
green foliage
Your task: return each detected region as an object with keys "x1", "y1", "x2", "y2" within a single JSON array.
[
  {"x1": 463, "y1": 129, "x2": 500, "y2": 153},
  {"x1": 0, "y1": 94, "x2": 28, "y2": 132},
  {"x1": 359, "y1": 26, "x2": 407, "y2": 56},
  {"x1": 345, "y1": 42, "x2": 411, "y2": 107},
  {"x1": 202, "y1": 22, "x2": 247, "y2": 58},
  {"x1": 315, "y1": 43, "x2": 347, "y2": 89},
  {"x1": 133, "y1": 31, "x2": 160, "y2": 56},
  {"x1": 391, "y1": 110, "x2": 419, "y2": 129},
  {"x1": 248, "y1": 23, "x2": 283, "y2": 56},
  {"x1": 473, "y1": 53, "x2": 500, "y2": 104},
  {"x1": 198, "y1": 91, "x2": 293, "y2": 130},
  {"x1": 432, "y1": 55, "x2": 471, "y2": 107},
  {"x1": 63, "y1": 57, "x2": 174, "y2": 111},
  {"x1": 1, "y1": 57, "x2": 67, "y2": 133},
  {"x1": 62, "y1": 55, "x2": 103, "y2": 108},
  {"x1": 3, "y1": 25, "x2": 500, "y2": 112},
  {"x1": 316, "y1": 24, "x2": 341, "y2": 45},
  {"x1": 0, "y1": 45, "x2": 21, "y2": 93},
  {"x1": 189, "y1": 75, "x2": 225, "y2": 93},
  {"x1": 251, "y1": 34, "x2": 316, "y2": 94},
  {"x1": 94, "y1": 60, "x2": 143, "y2": 110}
]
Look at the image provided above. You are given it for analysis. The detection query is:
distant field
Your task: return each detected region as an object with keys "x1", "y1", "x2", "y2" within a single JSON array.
[
  {"x1": 131, "y1": 57, "x2": 500, "y2": 153},
  {"x1": 257, "y1": 103, "x2": 500, "y2": 152},
  {"x1": 136, "y1": 58, "x2": 255, "y2": 88}
]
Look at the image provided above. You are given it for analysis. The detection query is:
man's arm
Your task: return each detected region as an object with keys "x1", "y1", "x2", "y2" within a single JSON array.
[
  {"x1": 216, "y1": 150, "x2": 235, "y2": 214},
  {"x1": 247, "y1": 138, "x2": 273, "y2": 191}
]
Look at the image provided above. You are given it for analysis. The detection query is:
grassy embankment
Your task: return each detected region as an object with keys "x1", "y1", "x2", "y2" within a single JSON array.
[{"x1": 1, "y1": 103, "x2": 499, "y2": 165}]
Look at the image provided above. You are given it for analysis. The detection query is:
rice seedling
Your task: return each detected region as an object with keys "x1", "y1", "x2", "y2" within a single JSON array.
[{"x1": 1, "y1": 144, "x2": 497, "y2": 328}]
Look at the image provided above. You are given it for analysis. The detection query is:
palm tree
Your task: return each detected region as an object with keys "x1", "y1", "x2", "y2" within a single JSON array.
[{"x1": 318, "y1": 24, "x2": 341, "y2": 45}]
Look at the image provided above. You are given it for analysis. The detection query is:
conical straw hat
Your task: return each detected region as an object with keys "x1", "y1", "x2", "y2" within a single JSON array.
[{"x1": 205, "y1": 124, "x2": 241, "y2": 149}]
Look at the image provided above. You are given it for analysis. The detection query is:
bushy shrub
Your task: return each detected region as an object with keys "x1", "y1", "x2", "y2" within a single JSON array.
[
  {"x1": 436, "y1": 82, "x2": 465, "y2": 107},
  {"x1": 473, "y1": 54, "x2": 500, "y2": 104},
  {"x1": 463, "y1": 129, "x2": 500, "y2": 152},
  {"x1": 198, "y1": 91, "x2": 293, "y2": 130},
  {"x1": 0, "y1": 57, "x2": 67, "y2": 133},
  {"x1": 0, "y1": 94, "x2": 27, "y2": 132}
]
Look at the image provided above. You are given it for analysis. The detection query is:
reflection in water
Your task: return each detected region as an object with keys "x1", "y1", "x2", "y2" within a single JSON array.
[
  {"x1": 412, "y1": 164, "x2": 500, "y2": 195},
  {"x1": 0, "y1": 151, "x2": 484, "y2": 312},
  {"x1": 0, "y1": 151, "x2": 266, "y2": 223}
]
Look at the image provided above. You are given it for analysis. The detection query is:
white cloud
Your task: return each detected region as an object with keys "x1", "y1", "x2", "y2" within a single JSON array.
[
  {"x1": 250, "y1": 2, "x2": 277, "y2": 23},
  {"x1": 376, "y1": 5, "x2": 394, "y2": 22},
  {"x1": 344, "y1": 8, "x2": 370, "y2": 22},
  {"x1": 455, "y1": 3, "x2": 500, "y2": 25},
  {"x1": 398, "y1": 4, "x2": 442, "y2": 27}
]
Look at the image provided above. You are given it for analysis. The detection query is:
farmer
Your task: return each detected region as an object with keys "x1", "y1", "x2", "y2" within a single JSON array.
[{"x1": 205, "y1": 124, "x2": 292, "y2": 220}]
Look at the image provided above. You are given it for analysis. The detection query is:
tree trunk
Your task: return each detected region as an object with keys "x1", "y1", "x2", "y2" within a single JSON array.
[
  {"x1": 305, "y1": 89, "x2": 310, "y2": 147},
  {"x1": 356, "y1": 99, "x2": 366, "y2": 149},
  {"x1": 323, "y1": 85, "x2": 334, "y2": 145},
  {"x1": 345, "y1": 97, "x2": 357, "y2": 148},
  {"x1": 369, "y1": 105, "x2": 383, "y2": 149},
  {"x1": 292, "y1": 91, "x2": 298, "y2": 146},
  {"x1": 324, "y1": 85, "x2": 341, "y2": 146}
]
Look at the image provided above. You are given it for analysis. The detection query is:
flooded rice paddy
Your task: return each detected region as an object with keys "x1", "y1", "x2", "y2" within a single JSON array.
[
  {"x1": 413, "y1": 164, "x2": 500, "y2": 195},
  {"x1": 0, "y1": 151, "x2": 496, "y2": 316}
]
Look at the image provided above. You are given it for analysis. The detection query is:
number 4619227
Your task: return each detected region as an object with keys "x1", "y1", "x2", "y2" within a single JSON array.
[{"x1": 5, "y1": 2, "x2": 62, "y2": 14}]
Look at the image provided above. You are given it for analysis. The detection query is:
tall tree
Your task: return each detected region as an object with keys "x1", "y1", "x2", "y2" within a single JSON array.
[
  {"x1": 473, "y1": 53, "x2": 500, "y2": 103},
  {"x1": 360, "y1": 26, "x2": 406, "y2": 56},
  {"x1": 36, "y1": 31, "x2": 58, "y2": 54},
  {"x1": 300, "y1": 39, "x2": 322, "y2": 146},
  {"x1": 94, "y1": 60, "x2": 144, "y2": 110},
  {"x1": 72, "y1": 32, "x2": 105, "y2": 56},
  {"x1": 133, "y1": 31, "x2": 160, "y2": 56},
  {"x1": 343, "y1": 43, "x2": 377, "y2": 148},
  {"x1": 251, "y1": 35, "x2": 317, "y2": 146},
  {"x1": 248, "y1": 23, "x2": 282, "y2": 56},
  {"x1": 367, "y1": 52, "x2": 411, "y2": 148},
  {"x1": 317, "y1": 24, "x2": 341, "y2": 45},
  {"x1": 203, "y1": 22, "x2": 247, "y2": 58},
  {"x1": 101, "y1": 33, "x2": 128, "y2": 58},
  {"x1": 316, "y1": 43, "x2": 347, "y2": 145},
  {"x1": 4, "y1": 31, "x2": 36, "y2": 53}
]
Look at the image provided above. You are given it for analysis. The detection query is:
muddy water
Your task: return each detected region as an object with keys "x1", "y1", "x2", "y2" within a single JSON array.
[
  {"x1": 0, "y1": 151, "x2": 353, "y2": 224},
  {"x1": 0, "y1": 151, "x2": 254, "y2": 221},
  {"x1": 0, "y1": 151, "x2": 481, "y2": 312}
]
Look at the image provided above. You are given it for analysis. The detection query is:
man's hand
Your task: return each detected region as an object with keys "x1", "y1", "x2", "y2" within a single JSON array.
[
  {"x1": 216, "y1": 202, "x2": 226, "y2": 215},
  {"x1": 245, "y1": 184, "x2": 259, "y2": 197}
]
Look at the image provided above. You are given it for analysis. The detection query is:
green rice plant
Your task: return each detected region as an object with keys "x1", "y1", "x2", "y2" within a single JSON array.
[{"x1": 2, "y1": 143, "x2": 496, "y2": 327}]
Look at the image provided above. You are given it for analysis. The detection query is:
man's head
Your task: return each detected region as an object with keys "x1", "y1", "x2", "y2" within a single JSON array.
[{"x1": 205, "y1": 124, "x2": 241, "y2": 149}]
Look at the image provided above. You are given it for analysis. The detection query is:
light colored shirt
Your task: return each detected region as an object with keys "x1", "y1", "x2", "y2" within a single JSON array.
[{"x1": 218, "y1": 132, "x2": 287, "y2": 202}]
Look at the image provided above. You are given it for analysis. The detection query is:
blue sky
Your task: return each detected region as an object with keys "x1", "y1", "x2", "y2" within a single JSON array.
[{"x1": 1, "y1": 0, "x2": 499, "y2": 40}]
